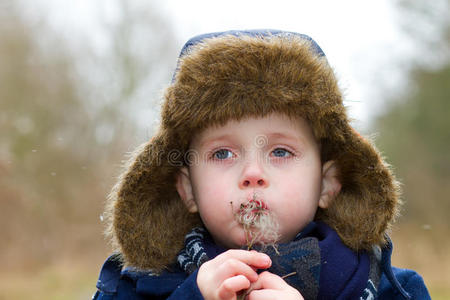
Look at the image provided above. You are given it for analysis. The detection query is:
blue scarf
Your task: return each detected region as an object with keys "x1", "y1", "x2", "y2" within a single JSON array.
[{"x1": 177, "y1": 222, "x2": 379, "y2": 300}]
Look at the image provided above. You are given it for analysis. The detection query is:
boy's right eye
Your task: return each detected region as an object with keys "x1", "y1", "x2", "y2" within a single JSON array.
[{"x1": 212, "y1": 149, "x2": 234, "y2": 160}]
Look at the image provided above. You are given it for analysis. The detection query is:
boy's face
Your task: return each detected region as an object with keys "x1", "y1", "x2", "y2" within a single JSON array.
[{"x1": 176, "y1": 113, "x2": 340, "y2": 249}]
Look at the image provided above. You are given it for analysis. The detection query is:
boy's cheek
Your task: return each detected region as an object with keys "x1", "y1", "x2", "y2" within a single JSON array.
[{"x1": 199, "y1": 182, "x2": 230, "y2": 200}]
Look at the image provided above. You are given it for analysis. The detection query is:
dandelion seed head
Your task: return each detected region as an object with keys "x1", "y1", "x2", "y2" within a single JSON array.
[{"x1": 235, "y1": 194, "x2": 280, "y2": 249}]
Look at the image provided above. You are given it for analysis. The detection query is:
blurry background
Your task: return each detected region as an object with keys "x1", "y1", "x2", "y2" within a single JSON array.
[{"x1": 0, "y1": 0, "x2": 448, "y2": 298}]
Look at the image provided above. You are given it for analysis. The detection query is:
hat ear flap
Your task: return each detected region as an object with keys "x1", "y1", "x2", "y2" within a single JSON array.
[
  {"x1": 108, "y1": 136, "x2": 202, "y2": 271},
  {"x1": 316, "y1": 131, "x2": 400, "y2": 250}
]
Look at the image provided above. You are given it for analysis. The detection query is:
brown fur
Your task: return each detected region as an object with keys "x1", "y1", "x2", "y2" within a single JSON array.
[{"x1": 106, "y1": 34, "x2": 401, "y2": 271}]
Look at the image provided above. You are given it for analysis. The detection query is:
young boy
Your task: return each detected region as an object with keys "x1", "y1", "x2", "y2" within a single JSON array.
[{"x1": 93, "y1": 30, "x2": 430, "y2": 299}]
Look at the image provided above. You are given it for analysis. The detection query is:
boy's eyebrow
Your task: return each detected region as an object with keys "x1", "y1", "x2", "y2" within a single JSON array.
[
  {"x1": 266, "y1": 132, "x2": 298, "y2": 140},
  {"x1": 196, "y1": 134, "x2": 235, "y2": 149},
  {"x1": 265, "y1": 132, "x2": 306, "y2": 145},
  {"x1": 197, "y1": 132, "x2": 306, "y2": 149}
]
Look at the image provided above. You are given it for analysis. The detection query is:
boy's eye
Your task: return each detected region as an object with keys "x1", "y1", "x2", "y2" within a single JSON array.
[
  {"x1": 271, "y1": 148, "x2": 293, "y2": 158},
  {"x1": 212, "y1": 149, "x2": 234, "y2": 160}
]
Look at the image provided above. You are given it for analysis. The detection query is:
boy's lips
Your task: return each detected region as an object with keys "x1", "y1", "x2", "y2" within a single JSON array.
[
  {"x1": 245, "y1": 190, "x2": 268, "y2": 205},
  {"x1": 240, "y1": 199, "x2": 268, "y2": 215}
]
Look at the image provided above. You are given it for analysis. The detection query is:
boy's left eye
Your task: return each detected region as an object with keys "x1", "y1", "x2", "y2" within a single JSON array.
[{"x1": 271, "y1": 148, "x2": 293, "y2": 158}]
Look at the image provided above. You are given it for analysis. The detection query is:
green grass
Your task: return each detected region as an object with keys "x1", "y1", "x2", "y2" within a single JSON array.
[
  {"x1": 429, "y1": 286, "x2": 450, "y2": 300},
  {"x1": 0, "y1": 264, "x2": 98, "y2": 300}
]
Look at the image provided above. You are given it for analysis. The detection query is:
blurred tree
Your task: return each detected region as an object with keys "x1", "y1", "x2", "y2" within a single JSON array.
[
  {"x1": 71, "y1": 0, "x2": 179, "y2": 142},
  {"x1": 395, "y1": 0, "x2": 449, "y2": 67},
  {"x1": 376, "y1": 65, "x2": 450, "y2": 225},
  {"x1": 0, "y1": 0, "x2": 177, "y2": 271},
  {"x1": 0, "y1": 2, "x2": 112, "y2": 269},
  {"x1": 374, "y1": 0, "x2": 450, "y2": 227}
]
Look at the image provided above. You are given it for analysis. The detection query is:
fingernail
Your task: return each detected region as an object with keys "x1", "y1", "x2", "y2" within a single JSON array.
[{"x1": 261, "y1": 254, "x2": 271, "y2": 265}]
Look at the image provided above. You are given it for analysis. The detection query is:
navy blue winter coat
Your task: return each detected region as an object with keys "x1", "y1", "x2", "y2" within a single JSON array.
[{"x1": 93, "y1": 240, "x2": 430, "y2": 300}]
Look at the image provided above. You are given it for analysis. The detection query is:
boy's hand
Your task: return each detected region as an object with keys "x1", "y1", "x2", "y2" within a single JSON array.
[
  {"x1": 246, "y1": 271, "x2": 304, "y2": 300},
  {"x1": 197, "y1": 249, "x2": 271, "y2": 300}
]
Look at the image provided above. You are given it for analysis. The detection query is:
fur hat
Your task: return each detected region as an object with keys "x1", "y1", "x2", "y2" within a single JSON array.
[{"x1": 105, "y1": 30, "x2": 400, "y2": 271}]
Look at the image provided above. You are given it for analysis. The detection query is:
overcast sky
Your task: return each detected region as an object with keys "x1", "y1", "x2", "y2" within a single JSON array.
[{"x1": 21, "y1": 0, "x2": 419, "y2": 131}]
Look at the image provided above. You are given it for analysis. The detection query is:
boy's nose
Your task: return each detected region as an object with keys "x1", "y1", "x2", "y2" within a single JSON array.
[
  {"x1": 241, "y1": 177, "x2": 266, "y2": 188},
  {"x1": 239, "y1": 161, "x2": 268, "y2": 189}
]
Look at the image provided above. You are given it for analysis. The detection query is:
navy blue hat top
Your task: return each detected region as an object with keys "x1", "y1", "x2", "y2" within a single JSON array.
[{"x1": 172, "y1": 29, "x2": 326, "y2": 82}]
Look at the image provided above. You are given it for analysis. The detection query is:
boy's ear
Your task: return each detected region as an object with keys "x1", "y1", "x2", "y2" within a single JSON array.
[
  {"x1": 319, "y1": 161, "x2": 342, "y2": 209},
  {"x1": 175, "y1": 167, "x2": 198, "y2": 213}
]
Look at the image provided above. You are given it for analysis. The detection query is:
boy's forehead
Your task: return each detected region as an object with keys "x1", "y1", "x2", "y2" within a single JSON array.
[{"x1": 190, "y1": 113, "x2": 317, "y2": 146}]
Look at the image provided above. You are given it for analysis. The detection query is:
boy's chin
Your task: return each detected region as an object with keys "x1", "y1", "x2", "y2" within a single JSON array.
[
  {"x1": 229, "y1": 231, "x2": 253, "y2": 249},
  {"x1": 211, "y1": 229, "x2": 249, "y2": 249},
  {"x1": 231, "y1": 233, "x2": 251, "y2": 249}
]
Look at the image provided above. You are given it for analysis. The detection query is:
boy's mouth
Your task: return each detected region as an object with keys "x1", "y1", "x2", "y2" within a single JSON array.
[{"x1": 235, "y1": 194, "x2": 280, "y2": 248}]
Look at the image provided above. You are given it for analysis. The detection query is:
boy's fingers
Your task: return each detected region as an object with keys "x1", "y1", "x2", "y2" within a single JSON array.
[
  {"x1": 247, "y1": 272, "x2": 304, "y2": 300},
  {"x1": 247, "y1": 289, "x2": 277, "y2": 300},
  {"x1": 247, "y1": 289, "x2": 303, "y2": 300},
  {"x1": 216, "y1": 249, "x2": 272, "y2": 269},
  {"x1": 197, "y1": 250, "x2": 272, "y2": 299},
  {"x1": 249, "y1": 271, "x2": 286, "y2": 290},
  {"x1": 216, "y1": 258, "x2": 259, "y2": 283},
  {"x1": 218, "y1": 275, "x2": 251, "y2": 299}
]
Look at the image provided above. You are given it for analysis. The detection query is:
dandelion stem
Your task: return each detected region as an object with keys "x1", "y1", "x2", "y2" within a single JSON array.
[{"x1": 281, "y1": 271, "x2": 297, "y2": 279}]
